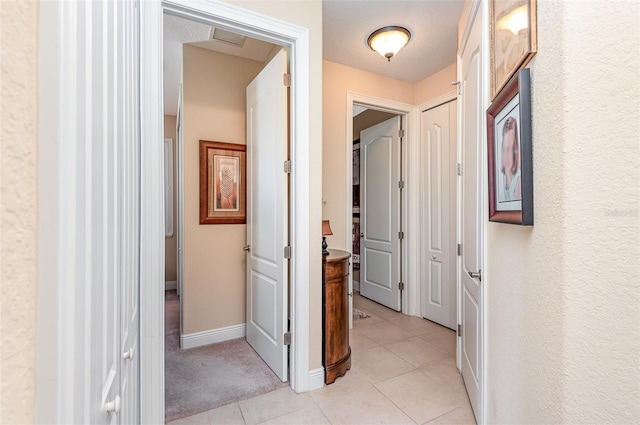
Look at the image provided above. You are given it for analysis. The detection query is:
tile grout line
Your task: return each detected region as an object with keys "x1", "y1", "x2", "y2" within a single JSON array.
[
  {"x1": 419, "y1": 405, "x2": 462, "y2": 425},
  {"x1": 367, "y1": 370, "x2": 420, "y2": 425}
]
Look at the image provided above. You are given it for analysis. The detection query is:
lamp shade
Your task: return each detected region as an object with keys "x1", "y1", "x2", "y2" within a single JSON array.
[
  {"x1": 322, "y1": 220, "x2": 333, "y2": 236},
  {"x1": 367, "y1": 26, "x2": 411, "y2": 61}
]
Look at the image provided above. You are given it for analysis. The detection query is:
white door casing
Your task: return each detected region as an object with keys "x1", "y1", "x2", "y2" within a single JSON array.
[
  {"x1": 37, "y1": 0, "x2": 141, "y2": 422},
  {"x1": 422, "y1": 100, "x2": 457, "y2": 330},
  {"x1": 458, "y1": 1, "x2": 484, "y2": 421},
  {"x1": 246, "y1": 49, "x2": 289, "y2": 381},
  {"x1": 360, "y1": 116, "x2": 402, "y2": 312}
]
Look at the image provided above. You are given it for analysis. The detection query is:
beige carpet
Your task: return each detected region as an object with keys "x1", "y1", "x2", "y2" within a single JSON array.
[{"x1": 164, "y1": 291, "x2": 288, "y2": 423}]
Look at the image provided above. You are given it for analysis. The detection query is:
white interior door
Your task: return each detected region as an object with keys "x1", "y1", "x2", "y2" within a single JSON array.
[
  {"x1": 360, "y1": 116, "x2": 402, "y2": 311},
  {"x1": 422, "y1": 100, "x2": 457, "y2": 330},
  {"x1": 459, "y1": 3, "x2": 484, "y2": 421},
  {"x1": 246, "y1": 49, "x2": 289, "y2": 381}
]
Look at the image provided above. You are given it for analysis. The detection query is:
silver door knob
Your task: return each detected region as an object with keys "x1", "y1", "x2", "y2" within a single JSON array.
[
  {"x1": 243, "y1": 245, "x2": 251, "y2": 252},
  {"x1": 105, "y1": 395, "x2": 121, "y2": 414},
  {"x1": 468, "y1": 270, "x2": 482, "y2": 282}
]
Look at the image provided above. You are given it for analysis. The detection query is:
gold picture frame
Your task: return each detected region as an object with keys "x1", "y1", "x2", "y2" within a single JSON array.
[
  {"x1": 490, "y1": 0, "x2": 537, "y2": 100},
  {"x1": 199, "y1": 140, "x2": 246, "y2": 224}
]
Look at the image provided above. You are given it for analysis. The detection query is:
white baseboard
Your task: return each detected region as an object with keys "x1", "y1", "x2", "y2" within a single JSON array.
[
  {"x1": 307, "y1": 367, "x2": 325, "y2": 391},
  {"x1": 165, "y1": 280, "x2": 177, "y2": 290},
  {"x1": 180, "y1": 323, "x2": 246, "y2": 349}
]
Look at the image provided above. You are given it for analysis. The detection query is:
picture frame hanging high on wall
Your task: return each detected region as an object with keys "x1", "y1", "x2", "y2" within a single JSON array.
[
  {"x1": 490, "y1": 0, "x2": 537, "y2": 100},
  {"x1": 199, "y1": 140, "x2": 246, "y2": 224},
  {"x1": 487, "y1": 68, "x2": 533, "y2": 225}
]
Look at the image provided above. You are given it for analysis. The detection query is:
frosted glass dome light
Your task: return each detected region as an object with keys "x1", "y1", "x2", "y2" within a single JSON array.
[{"x1": 367, "y1": 26, "x2": 411, "y2": 62}]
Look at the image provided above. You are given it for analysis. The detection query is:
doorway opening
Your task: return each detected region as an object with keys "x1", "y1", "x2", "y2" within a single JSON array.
[
  {"x1": 140, "y1": 2, "x2": 315, "y2": 422},
  {"x1": 344, "y1": 93, "x2": 415, "y2": 324},
  {"x1": 351, "y1": 107, "x2": 402, "y2": 313},
  {"x1": 162, "y1": 12, "x2": 292, "y2": 422}
]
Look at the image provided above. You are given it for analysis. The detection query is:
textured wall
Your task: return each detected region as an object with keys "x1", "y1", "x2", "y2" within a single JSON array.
[
  {"x1": 0, "y1": 0, "x2": 39, "y2": 423},
  {"x1": 485, "y1": 0, "x2": 640, "y2": 422},
  {"x1": 560, "y1": 1, "x2": 639, "y2": 421},
  {"x1": 164, "y1": 115, "x2": 178, "y2": 282}
]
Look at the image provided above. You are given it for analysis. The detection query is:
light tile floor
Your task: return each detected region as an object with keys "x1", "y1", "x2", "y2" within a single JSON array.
[{"x1": 168, "y1": 293, "x2": 476, "y2": 425}]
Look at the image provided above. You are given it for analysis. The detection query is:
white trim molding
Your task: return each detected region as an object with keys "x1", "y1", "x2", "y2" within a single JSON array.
[
  {"x1": 140, "y1": 1, "x2": 314, "y2": 422},
  {"x1": 165, "y1": 280, "x2": 177, "y2": 291},
  {"x1": 181, "y1": 324, "x2": 247, "y2": 350},
  {"x1": 307, "y1": 367, "x2": 325, "y2": 392}
]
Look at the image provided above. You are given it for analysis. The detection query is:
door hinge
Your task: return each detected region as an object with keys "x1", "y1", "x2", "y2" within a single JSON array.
[
  {"x1": 457, "y1": 243, "x2": 462, "y2": 256},
  {"x1": 284, "y1": 245, "x2": 292, "y2": 259},
  {"x1": 399, "y1": 282, "x2": 405, "y2": 291},
  {"x1": 399, "y1": 129, "x2": 405, "y2": 138},
  {"x1": 398, "y1": 231, "x2": 404, "y2": 240},
  {"x1": 284, "y1": 332, "x2": 291, "y2": 345},
  {"x1": 398, "y1": 180, "x2": 405, "y2": 189},
  {"x1": 283, "y1": 159, "x2": 291, "y2": 173},
  {"x1": 457, "y1": 163, "x2": 462, "y2": 176},
  {"x1": 457, "y1": 324, "x2": 462, "y2": 337},
  {"x1": 283, "y1": 73, "x2": 291, "y2": 87}
]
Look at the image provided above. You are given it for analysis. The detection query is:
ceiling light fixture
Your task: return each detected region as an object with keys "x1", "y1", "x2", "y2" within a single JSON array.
[{"x1": 367, "y1": 26, "x2": 411, "y2": 62}]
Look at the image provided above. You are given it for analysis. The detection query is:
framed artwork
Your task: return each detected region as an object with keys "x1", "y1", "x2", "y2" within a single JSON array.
[
  {"x1": 490, "y1": 0, "x2": 537, "y2": 100},
  {"x1": 487, "y1": 68, "x2": 533, "y2": 225},
  {"x1": 199, "y1": 140, "x2": 246, "y2": 224}
]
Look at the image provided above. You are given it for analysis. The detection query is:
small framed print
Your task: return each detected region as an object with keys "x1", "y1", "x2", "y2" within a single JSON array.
[
  {"x1": 199, "y1": 140, "x2": 246, "y2": 224},
  {"x1": 487, "y1": 68, "x2": 533, "y2": 225}
]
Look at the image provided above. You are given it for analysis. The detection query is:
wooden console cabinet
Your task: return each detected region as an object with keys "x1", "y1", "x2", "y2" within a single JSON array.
[{"x1": 322, "y1": 249, "x2": 352, "y2": 384}]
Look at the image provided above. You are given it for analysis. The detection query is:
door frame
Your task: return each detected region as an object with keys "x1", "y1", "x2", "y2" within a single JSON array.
[
  {"x1": 140, "y1": 1, "x2": 313, "y2": 423},
  {"x1": 416, "y1": 90, "x2": 458, "y2": 323},
  {"x1": 345, "y1": 92, "x2": 419, "y2": 316}
]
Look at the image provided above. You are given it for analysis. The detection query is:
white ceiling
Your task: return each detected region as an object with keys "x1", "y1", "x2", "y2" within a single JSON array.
[
  {"x1": 323, "y1": 0, "x2": 465, "y2": 83},
  {"x1": 163, "y1": 14, "x2": 276, "y2": 115},
  {"x1": 163, "y1": 1, "x2": 465, "y2": 115}
]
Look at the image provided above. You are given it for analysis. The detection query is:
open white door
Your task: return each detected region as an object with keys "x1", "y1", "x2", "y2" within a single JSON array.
[
  {"x1": 422, "y1": 101, "x2": 457, "y2": 330},
  {"x1": 458, "y1": 3, "x2": 484, "y2": 421},
  {"x1": 246, "y1": 49, "x2": 289, "y2": 381},
  {"x1": 360, "y1": 116, "x2": 402, "y2": 311}
]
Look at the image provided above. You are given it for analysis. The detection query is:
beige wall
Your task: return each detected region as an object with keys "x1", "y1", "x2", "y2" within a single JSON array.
[
  {"x1": 484, "y1": 1, "x2": 640, "y2": 422},
  {"x1": 224, "y1": 0, "x2": 325, "y2": 370},
  {"x1": 414, "y1": 63, "x2": 457, "y2": 105},
  {"x1": 165, "y1": 115, "x2": 178, "y2": 282},
  {"x1": 323, "y1": 59, "x2": 455, "y2": 250},
  {"x1": 182, "y1": 46, "x2": 264, "y2": 334},
  {"x1": 0, "y1": 1, "x2": 38, "y2": 423}
]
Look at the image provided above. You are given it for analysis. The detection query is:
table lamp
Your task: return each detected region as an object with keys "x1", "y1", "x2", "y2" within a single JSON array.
[{"x1": 322, "y1": 220, "x2": 333, "y2": 256}]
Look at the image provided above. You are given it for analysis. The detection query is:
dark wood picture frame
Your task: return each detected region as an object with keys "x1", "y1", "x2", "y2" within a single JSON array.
[
  {"x1": 490, "y1": 0, "x2": 537, "y2": 100},
  {"x1": 487, "y1": 68, "x2": 533, "y2": 225},
  {"x1": 199, "y1": 140, "x2": 246, "y2": 224}
]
